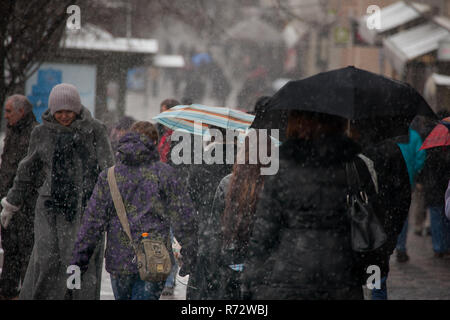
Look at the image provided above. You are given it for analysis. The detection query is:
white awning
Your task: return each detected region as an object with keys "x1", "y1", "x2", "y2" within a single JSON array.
[
  {"x1": 432, "y1": 73, "x2": 450, "y2": 86},
  {"x1": 383, "y1": 20, "x2": 450, "y2": 74},
  {"x1": 153, "y1": 55, "x2": 185, "y2": 68},
  {"x1": 62, "y1": 24, "x2": 158, "y2": 54},
  {"x1": 358, "y1": 1, "x2": 430, "y2": 45},
  {"x1": 225, "y1": 16, "x2": 283, "y2": 45}
]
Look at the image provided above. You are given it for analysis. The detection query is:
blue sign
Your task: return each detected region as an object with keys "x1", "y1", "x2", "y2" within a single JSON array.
[
  {"x1": 27, "y1": 69, "x2": 62, "y2": 123},
  {"x1": 127, "y1": 67, "x2": 146, "y2": 91}
]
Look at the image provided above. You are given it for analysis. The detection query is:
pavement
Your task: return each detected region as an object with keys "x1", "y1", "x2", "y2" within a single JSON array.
[
  {"x1": 387, "y1": 228, "x2": 450, "y2": 300},
  {"x1": 99, "y1": 262, "x2": 189, "y2": 300},
  {"x1": 99, "y1": 251, "x2": 189, "y2": 300}
]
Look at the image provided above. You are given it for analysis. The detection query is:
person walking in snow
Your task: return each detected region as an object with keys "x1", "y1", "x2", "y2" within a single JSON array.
[
  {"x1": 0, "y1": 95, "x2": 38, "y2": 299},
  {"x1": 71, "y1": 121, "x2": 198, "y2": 300},
  {"x1": 0, "y1": 83, "x2": 114, "y2": 299}
]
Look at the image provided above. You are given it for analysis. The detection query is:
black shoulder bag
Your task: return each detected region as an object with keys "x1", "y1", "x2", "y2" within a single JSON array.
[{"x1": 345, "y1": 162, "x2": 387, "y2": 252}]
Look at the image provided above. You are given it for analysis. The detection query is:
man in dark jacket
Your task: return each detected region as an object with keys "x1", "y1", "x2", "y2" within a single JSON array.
[
  {"x1": 417, "y1": 146, "x2": 450, "y2": 257},
  {"x1": 357, "y1": 137, "x2": 412, "y2": 299},
  {"x1": 353, "y1": 116, "x2": 429, "y2": 300},
  {"x1": 415, "y1": 114, "x2": 450, "y2": 258},
  {"x1": 0, "y1": 95, "x2": 38, "y2": 299},
  {"x1": 185, "y1": 127, "x2": 237, "y2": 299}
]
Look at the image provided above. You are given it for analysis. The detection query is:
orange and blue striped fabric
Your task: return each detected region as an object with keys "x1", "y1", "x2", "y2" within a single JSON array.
[{"x1": 153, "y1": 104, "x2": 255, "y2": 135}]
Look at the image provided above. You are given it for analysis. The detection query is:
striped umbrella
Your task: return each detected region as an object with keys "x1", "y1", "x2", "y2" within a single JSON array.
[{"x1": 153, "y1": 104, "x2": 255, "y2": 136}]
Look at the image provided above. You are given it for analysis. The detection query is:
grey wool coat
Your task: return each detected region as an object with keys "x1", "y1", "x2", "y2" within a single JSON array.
[{"x1": 6, "y1": 106, "x2": 114, "y2": 300}]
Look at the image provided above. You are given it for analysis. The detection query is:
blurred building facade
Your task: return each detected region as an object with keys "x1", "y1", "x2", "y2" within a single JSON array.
[
  {"x1": 256, "y1": 0, "x2": 450, "y2": 113},
  {"x1": 42, "y1": 1, "x2": 450, "y2": 122}
]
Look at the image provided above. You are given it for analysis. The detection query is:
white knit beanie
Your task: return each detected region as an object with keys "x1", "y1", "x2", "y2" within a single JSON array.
[{"x1": 48, "y1": 83, "x2": 82, "y2": 115}]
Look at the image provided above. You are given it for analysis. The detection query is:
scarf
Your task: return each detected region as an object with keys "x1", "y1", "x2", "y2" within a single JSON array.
[{"x1": 45, "y1": 131, "x2": 100, "y2": 222}]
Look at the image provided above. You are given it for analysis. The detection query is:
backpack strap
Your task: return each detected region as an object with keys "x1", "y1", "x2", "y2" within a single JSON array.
[{"x1": 107, "y1": 166, "x2": 133, "y2": 243}]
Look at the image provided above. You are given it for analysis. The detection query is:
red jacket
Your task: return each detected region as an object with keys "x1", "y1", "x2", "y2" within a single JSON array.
[{"x1": 158, "y1": 129, "x2": 173, "y2": 163}]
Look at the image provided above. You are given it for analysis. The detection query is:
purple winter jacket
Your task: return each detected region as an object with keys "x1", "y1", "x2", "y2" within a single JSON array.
[{"x1": 71, "y1": 132, "x2": 197, "y2": 275}]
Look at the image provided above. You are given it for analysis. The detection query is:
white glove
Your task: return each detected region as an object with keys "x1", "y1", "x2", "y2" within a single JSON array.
[{"x1": 1, "y1": 197, "x2": 19, "y2": 229}]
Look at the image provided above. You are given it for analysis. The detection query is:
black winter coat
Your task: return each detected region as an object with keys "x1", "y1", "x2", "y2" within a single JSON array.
[
  {"x1": 241, "y1": 136, "x2": 369, "y2": 300},
  {"x1": 202, "y1": 173, "x2": 243, "y2": 300},
  {"x1": 186, "y1": 141, "x2": 236, "y2": 300},
  {"x1": 357, "y1": 137, "x2": 411, "y2": 279},
  {"x1": 0, "y1": 112, "x2": 39, "y2": 216},
  {"x1": 409, "y1": 116, "x2": 449, "y2": 207},
  {"x1": 417, "y1": 146, "x2": 450, "y2": 207}
]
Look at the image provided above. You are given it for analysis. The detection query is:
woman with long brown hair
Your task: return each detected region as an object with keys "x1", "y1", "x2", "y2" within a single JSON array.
[
  {"x1": 203, "y1": 130, "x2": 272, "y2": 299},
  {"x1": 240, "y1": 110, "x2": 370, "y2": 300}
]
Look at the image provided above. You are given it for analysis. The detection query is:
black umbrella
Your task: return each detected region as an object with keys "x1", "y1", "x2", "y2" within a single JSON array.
[{"x1": 251, "y1": 66, "x2": 436, "y2": 137}]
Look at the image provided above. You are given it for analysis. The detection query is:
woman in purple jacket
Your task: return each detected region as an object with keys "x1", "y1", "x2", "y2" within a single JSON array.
[{"x1": 71, "y1": 122, "x2": 197, "y2": 300}]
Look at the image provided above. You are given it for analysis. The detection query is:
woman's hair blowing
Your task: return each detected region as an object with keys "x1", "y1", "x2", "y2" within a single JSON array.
[{"x1": 221, "y1": 132, "x2": 269, "y2": 247}]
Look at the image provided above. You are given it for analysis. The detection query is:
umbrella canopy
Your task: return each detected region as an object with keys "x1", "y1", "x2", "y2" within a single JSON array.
[
  {"x1": 153, "y1": 104, "x2": 255, "y2": 136},
  {"x1": 254, "y1": 66, "x2": 434, "y2": 121},
  {"x1": 251, "y1": 66, "x2": 436, "y2": 139},
  {"x1": 225, "y1": 17, "x2": 283, "y2": 45},
  {"x1": 419, "y1": 118, "x2": 450, "y2": 150}
]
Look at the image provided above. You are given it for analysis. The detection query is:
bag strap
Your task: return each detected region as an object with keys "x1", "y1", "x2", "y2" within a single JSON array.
[
  {"x1": 345, "y1": 161, "x2": 371, "y2": 206},
  {"x1": 107, "y1": 166, "x2": 133, "y2": 244},
  {"x1": 107, "y1": 166, "x2": 172, "y2": 253},
  {"x1": 357, "y1": 154, "x2": 378, "y2": 194}
]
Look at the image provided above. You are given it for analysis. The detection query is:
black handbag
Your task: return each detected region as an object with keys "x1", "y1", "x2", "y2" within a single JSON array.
[{"x1": 345, "y1": 162, "x2": 387, "y2": 252}]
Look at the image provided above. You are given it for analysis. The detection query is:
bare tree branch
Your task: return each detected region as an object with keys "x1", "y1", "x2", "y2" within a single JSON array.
[{"x1": 0, "y1": 0, "x2": 88, "y2": 124}]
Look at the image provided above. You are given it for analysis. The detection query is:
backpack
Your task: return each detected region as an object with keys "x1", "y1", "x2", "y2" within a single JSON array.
[{"x1": 107, "y1": 166, "x2": 172, "y2": 282}]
